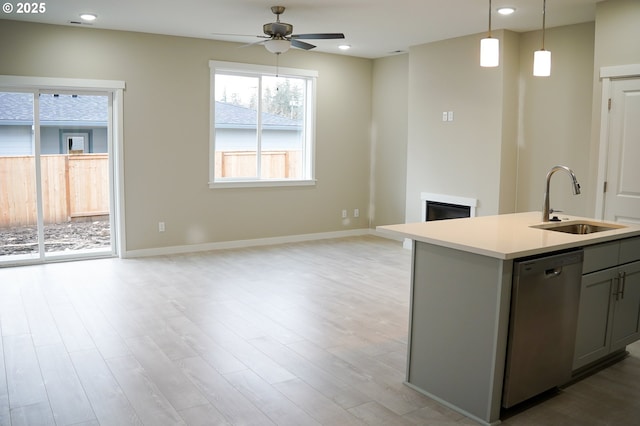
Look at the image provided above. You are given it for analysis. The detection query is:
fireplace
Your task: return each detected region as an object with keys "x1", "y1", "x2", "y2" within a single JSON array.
[
  {"x1": 421, "y1": 192, "x2": 477, "y2": 221},
  {"x1": 401, "y1": 193, "x2": 479, "y2": 249},
  {"x1": 426, "y1": 201, "x2": 471, "y2": 221}
]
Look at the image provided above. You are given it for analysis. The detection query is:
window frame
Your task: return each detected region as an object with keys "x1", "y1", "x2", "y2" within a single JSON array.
[{"x1": 209, "y1": 60, "x2": 318, "y2": 189}]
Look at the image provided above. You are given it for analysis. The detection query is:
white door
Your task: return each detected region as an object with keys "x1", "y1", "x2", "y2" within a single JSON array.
[{"x1": 603, "y1": 78, "x2": 640, "y2": 224}]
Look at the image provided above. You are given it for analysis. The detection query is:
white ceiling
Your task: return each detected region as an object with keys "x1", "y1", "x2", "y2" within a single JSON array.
[{"x1": 1, "y1": 0, "x2": 601, "y2": 59}]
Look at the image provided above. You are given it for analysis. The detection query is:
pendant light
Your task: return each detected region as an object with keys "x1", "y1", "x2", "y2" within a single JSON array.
[
  {"x1": 533, "y1": 0, "x2": 551, "y2": 76},
  {"x1": 480, "y1": 0, "x2": 499, "y2": 67}
]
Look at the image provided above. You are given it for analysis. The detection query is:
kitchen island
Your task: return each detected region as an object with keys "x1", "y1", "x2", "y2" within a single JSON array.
[{"x1": 377, "y1": 212, "x2": 640, "y2": 425}]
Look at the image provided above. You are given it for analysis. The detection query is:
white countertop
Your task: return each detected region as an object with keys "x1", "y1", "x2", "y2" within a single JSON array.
[{"x1": 377, "y1": 212, "x2": 640, "y2": 260}]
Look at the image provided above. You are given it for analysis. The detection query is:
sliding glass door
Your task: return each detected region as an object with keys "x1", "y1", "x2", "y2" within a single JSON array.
[
  {"x1": 0, "y1": 90, "x2": 114, "y2": 264},
  {"x1": 0, "y1": 92, "x2": 39, "y2": 260}
]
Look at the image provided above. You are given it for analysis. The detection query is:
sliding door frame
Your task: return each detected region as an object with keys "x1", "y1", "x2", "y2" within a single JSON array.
[{"x1": 0, "y1": 75, "x2": 126, "y2": 265}]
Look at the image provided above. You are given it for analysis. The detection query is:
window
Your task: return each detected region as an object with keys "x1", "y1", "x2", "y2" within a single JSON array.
[{"x1": 209, "y1": 61, "x2": 317, "y2": 188}]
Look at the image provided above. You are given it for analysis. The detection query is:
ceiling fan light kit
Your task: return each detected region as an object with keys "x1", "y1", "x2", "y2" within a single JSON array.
[
  {"x1": 243, "y1": 5, "x2": 345, "y2": 54},
  {"x1": 265, "y1": 39, "x2": 291, "y2": 54}
]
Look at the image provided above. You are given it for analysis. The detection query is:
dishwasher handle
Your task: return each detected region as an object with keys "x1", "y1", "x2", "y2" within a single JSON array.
[{"x1": 545, "y1": 267, "x2": 563, "y2": 277}]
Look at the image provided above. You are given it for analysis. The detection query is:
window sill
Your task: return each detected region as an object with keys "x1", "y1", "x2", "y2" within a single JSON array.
[{"x1": 209, "y1": 179, "x2": 317, "y2": 189}]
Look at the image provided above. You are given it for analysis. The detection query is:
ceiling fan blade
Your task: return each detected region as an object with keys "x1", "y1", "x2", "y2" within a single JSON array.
[
  {"x1": 291, "y1": 39, "x2": 316, "y2": 50},
  {"x1": 240, "y1": 39, "x2": 268, "y2": 48},
  {"x1": 291, "y1": 33, "x2": 345, "y2": 40},
  {"x1": 211, "y1": 32, "x2": 267, "y2": 38}
]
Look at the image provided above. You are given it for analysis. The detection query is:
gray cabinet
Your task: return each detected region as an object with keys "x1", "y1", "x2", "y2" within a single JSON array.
[
  {"x1": 573, "y1": 237, "x2": 640, "y2": 370},
  {"x1": 408, "y1": 241, "x2": 513, "y2": 424},
  {"x1": 610, "y1": 261, "x2": 640, "y2": 351},
  {"x1": 574, "y1": 268, "x2": 615, "y2": 368}
]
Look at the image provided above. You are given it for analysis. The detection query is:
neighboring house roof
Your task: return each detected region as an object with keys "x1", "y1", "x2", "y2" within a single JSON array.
[
  {"x1": 215, "y1": 101, "x2": 301, "y2": 130},
  {"x1": 0, "y1": 93, "x2": 299, "y2": 129},
  {"x1": 0, "y1": 92, "x2": 108, "y2": 126}
]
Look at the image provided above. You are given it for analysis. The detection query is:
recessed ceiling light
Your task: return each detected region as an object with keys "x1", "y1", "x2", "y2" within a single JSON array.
[
  {"x1": 338, "y1": 44, "x2": 351, "y2": 51},
  {"x1": 497, "y1": 7, "x2": 516, "y2": 15},
  {"x1": 80, "y1": 13, "x2": 97, "y2": 22}
]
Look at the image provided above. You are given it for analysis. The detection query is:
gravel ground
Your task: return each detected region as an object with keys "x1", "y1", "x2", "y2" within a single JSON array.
[{"x1": 0, "y1": 220, "x2": 111, "y2": 255}]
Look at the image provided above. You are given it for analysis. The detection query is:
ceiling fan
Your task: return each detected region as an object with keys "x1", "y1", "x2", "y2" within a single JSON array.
[{"x1": 221, "y1": 5, "x2": 345, "y2": 54}]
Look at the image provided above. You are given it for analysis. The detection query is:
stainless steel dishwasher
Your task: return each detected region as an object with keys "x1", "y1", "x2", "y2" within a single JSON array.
[{"x1": 502, "y1": 249, "x2": 584, "y2": 409}]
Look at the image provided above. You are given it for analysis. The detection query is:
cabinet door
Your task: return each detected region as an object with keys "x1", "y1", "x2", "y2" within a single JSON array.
[
  {"x1": 573, "y1": 269, "x2": 616, "y2": 370},
  {"x1": 610, "y1": 261, "x2": 640, "y2": 351}
]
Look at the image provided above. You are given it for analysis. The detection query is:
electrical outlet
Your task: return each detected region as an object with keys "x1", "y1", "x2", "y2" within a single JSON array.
[
  {"x1": 158, "y1": 221, "x2": 165, "y2": 232},
  {"x1": 354, "y1": 208, "x2": 359, "y2": 218},
  {"x1": 442, "y1": 111, "x2": 448, "y2": 122},
  {"x1": 341, "y1": 209, "x2": 347, "y2": 219}
]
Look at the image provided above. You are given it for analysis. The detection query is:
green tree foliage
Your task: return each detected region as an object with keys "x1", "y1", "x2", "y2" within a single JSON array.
[
  {"x1": 217, "y1": 74, "x2": 304, "y2": 120},
  {"x1": 263, "y1": 78, "x2": 303, "y2": 120}
]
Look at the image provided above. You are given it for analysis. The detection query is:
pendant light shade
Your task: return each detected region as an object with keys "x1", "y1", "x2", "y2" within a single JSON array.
[
  {"x1": 533, "y1": 0, "x2": 551, "y2": 76},
  {"x1": 480, "y1": 0, "x2": 499, "y2": 67},
  {"x1": 481, "y1": 37, "x2": 499, "y2": 67},
  {"x1": 533, "y1": 50, "x2": 551, "y2": 76}
]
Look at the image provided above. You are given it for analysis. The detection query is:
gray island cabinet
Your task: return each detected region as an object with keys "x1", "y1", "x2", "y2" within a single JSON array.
[
  {"x1": 378, "y1": 212, "x2": 640, "y2": 425},
  {"x1": 574, "y1": 237, "x2": 640, "y2": 370}
]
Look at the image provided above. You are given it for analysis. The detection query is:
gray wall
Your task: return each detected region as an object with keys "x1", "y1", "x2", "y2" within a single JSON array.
[
  {"x1": 370, "y1": 54, "x2": 408, "y2": 227},
  {"x1": 404, "y1": 29, "x2": 520, "y2": 222},
  {"x1": 515, "y1": 22, "x2": 595, "y2": 216},
  {"x1": 0, "y1": 20, "x2": 372, "y2": 251},
  {"x1": 1, "y1": 0, "x2": 637, "y2": 252},
  {"x1": 399, "y1": 22, "x2": 597, "y2": 223},
  {"x1": 215, "y1": 128, "x2": 300, "y2": 151},
  {"x1": 0, "y1": 125, "x2": 108, "y2": 155},
  {"x1": 0, "y1": 126, "x2": 31, "y2": 155},
  {"x1": 373, "y1": 0, "x2": 639, "y2": 226},
  {"x1": 586, "y1": 0, "x2": 640, "y2": 216}
]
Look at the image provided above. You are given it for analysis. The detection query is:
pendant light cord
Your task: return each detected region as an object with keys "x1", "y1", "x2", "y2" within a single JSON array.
[
  {"x1": 488, "y1": 0, "x2": 492, "y2": 37},
  {"x1": 542, "y1": 0, "x2": 546, "y2": 50}
]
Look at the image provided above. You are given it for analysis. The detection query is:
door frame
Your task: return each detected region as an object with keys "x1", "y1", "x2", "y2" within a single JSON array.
[
  {"x1": 0, "y1": 75, "x2": 127, "y2": 264},
  {"x1": 595, "y1": 64, "x2": 640, "y2": 220}
]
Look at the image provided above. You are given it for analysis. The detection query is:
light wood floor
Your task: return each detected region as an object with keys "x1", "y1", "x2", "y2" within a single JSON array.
[{"x1": 0, "y1": 235, "x2": 638, "y2": 425}]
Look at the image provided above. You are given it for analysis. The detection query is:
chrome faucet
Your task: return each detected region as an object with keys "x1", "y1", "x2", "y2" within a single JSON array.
[{"x1": 542, "y1": 165, "x2": 581, "y2": 222}]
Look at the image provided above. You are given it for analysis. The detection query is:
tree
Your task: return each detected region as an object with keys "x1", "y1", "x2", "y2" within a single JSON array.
[
  {"x1": 215, "y1": 74, "x2": 304, "y2": 120},
  {"x1": 263, "y1": 77, "x2": 303, "y2": 119}
]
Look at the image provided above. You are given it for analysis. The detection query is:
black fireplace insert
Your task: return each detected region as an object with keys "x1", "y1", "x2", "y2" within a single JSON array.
[{"x1": 426, "y1": 201, "x2": 471, "y2": 221}]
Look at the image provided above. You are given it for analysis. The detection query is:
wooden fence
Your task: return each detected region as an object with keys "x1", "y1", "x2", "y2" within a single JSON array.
[
  {"x1": 1, "y1": 151, "x2": 300, "y2": 228},
  {"x1": 0, "y1": 154, "x2": 109, "y2": 228},
  {"x1": 215, "y1": 150, "x2": 301, "y2": 178}
]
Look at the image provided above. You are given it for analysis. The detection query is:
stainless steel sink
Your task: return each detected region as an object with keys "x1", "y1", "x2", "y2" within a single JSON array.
[{"x1": 530, "y1": 220, "x2": 626, "y2": 234}]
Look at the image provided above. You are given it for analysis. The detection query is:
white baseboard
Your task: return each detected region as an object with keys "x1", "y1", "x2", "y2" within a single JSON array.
[{"x1": 123, "y1": 228, "x2": 376, "y2": 258}]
